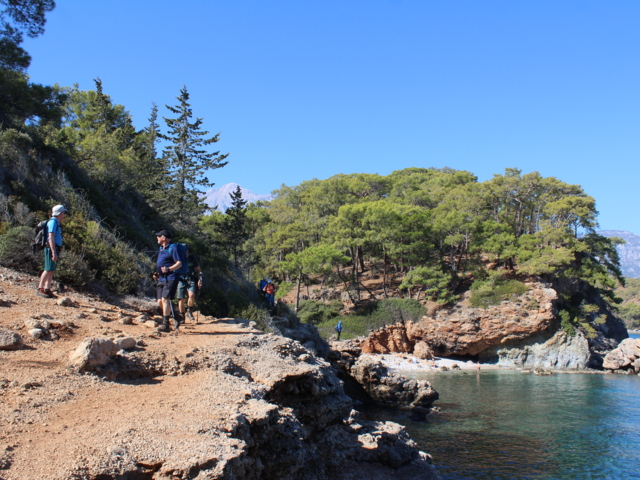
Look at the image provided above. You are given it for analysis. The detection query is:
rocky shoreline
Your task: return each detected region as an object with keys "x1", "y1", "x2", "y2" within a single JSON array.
[{"x1": 0, "y1": 268, "x2": 441, "y2": 480}]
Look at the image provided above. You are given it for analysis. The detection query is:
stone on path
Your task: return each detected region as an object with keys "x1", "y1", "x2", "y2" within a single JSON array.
[
  {"x1": 0, "y1": 328, "x2": 23, "y2": 350},
  {"x1": 69, "y1": 337, "x2": 120, "y2": 371}
]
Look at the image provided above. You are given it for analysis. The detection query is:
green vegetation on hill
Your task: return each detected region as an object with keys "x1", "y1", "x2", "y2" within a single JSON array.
[
  {"x1": 615, "y1": 278, "x2": 640, "y2": 330},
  {"x1": 0, "y1": 2, "x2": 626, "y2": 334}
]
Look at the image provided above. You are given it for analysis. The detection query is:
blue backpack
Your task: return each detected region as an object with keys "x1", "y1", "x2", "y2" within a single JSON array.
[{"x1": 167, "y1": 243, "x2": 189, "y2": 275}]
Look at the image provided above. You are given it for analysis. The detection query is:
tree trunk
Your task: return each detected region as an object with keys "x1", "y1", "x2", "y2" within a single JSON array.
[
  {"x1": 294, "y1": 269, "x2": 302, "y2": 312},
  {"x1": 382, "y1": 245, "x2": 388, "y2": 298}
]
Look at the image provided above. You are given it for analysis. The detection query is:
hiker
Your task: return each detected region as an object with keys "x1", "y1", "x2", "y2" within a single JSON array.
[
  {"x1": 264, "y1": 279, "x2": 277, "y2": 310},
  {"x1": 177, "y1": 247, "x2": 202, "y2": 323},
  {"x1": 335, "y1": 320, "x2": 343, "y2": 341},
  {"x1": 37, "y1": 205, "x2": 67, "y2": 298},
  {"x1": 154, "y1": 229, "x2": 183, "y2": 332},
  {"x1": 258, "y1": 277, "x2": 267, "y2": 297}
]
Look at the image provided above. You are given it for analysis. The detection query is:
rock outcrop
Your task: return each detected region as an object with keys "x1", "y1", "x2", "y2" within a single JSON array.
[
  {"x1": 350, "y1": 355, "x2": 439, "y2": 411},
  {"x1": 64, "y1": 334, "x2": 440, "y2": 480},
  {"x1": 361, "y1": 282, "x2": 558, "y2": 357},
  {"x1": 328, "y1": 340, "x2": 439, "y2": 414},
  {"x1": 483, "y1": 330, "x2": 592, "y2": 369},
  {"x1": 358, "y1": 280, "x2": 629, "y2": 370},
  {"x1": 602, "y1": 337, "x2": 640, "y2": 372}
]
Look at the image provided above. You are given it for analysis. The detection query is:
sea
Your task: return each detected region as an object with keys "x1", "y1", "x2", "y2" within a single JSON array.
[{"x1": 368, "y1": 333, "x2": 640, "y2": 480}]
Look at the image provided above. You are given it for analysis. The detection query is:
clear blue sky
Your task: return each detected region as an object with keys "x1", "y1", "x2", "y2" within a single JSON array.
[{"x1": 23, "y1": 1, "x2": 640, "y2": 232}]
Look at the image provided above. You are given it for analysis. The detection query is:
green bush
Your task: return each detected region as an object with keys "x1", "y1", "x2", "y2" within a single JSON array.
[
  {"x1": 55, "y1": 249, "x2": 94, "y2": 288},
  {"x1": 0, "y1": 226, "x2": 42, "y2": 274},
  {"x1": 298, "y1": 299, "x2": 342, "y2": 325},
  {"x1": 560, "y1": 309, "x2": 576, "y2": 336},
  {"x1": 469, "y1": 279, "x2": 529, "y2": 308},
  {"x1": 275, "y1": 280, "x2": 294, "y2": 300}
]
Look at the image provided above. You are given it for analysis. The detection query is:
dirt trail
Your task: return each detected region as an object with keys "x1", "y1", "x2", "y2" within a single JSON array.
[{"x1": 0, "y1": 268, "x2": 258, "y2": 479}]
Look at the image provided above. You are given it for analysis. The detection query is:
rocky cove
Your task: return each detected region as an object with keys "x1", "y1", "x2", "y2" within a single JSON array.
[
  {"x1": 1, "y1": 269, "x2": 635, "y2": 480},
  {"x1": 359, "y1": 280, "x2": 631, "y2": 373}
]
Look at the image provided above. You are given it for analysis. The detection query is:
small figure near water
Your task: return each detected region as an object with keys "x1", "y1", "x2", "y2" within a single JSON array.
[{"x1": 335, "y1": 320, "x2": 343, "y2": 340}]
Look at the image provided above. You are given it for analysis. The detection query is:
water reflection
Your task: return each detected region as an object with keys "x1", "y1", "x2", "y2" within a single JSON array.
[{"x1": 365, "y1": 370, "x2": 640, "y2": 480}]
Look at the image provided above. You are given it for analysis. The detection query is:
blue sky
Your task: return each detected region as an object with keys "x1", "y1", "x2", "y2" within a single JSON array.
[{"x1": 23, "y1": 1, "x2": 640, "y2": 232}]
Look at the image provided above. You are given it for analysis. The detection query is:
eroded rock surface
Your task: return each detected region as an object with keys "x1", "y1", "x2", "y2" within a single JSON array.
[
  {"x1": 603, "y1": 338, "x2": 640, "y2": 372},
  {"x1": 0, "y1": 267, "x2": 440, "y2": 480},
  {"x1": 361, "y1": 282, "x2": 558, "y2": 358}
]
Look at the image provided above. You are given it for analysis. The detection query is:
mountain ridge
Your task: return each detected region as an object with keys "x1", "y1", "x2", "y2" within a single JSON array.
[{"x1": 599, "y1": 230, "x2": 640, "y2": 278}]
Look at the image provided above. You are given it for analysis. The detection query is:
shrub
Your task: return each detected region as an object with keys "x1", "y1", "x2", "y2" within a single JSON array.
[
  {"x1": 0, "y1": 226, "x2": 41, "y2": 274},
  {"x1": 298, "y1": 299, "x2": 342, "y2": 325},
  {"x1": 55, "y1": 250, "x2": 94, "y2": 288},
  {"x1": 469, "y1": 279, "x2": 529, "y2": 308},
  {"x1": 560, "y1": 309, "x2": 576, "y2": 336},
  {"x1": 229, "y1": 303, "x2": 270, "y2": 330}
]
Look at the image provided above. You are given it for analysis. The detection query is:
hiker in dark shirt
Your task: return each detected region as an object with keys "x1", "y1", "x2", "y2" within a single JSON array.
[
  {"x1": 264, "y1": 280, "x2": 277, "y2": 310},
  {"x1": 177, "y1": 249, "x2": 202, "y2": 322},
  {"x1": 37, "y1": 205, "x2": 67, "y2": 298},
  {"x1": 154, "y1": 229, "x2": 183, "y2": 332}
]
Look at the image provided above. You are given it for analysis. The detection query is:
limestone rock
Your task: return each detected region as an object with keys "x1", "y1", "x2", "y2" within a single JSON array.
[
  {"x1": 57, "y1": 297, "x2": 72, "y2": 307},
  {"x1": 114, "y1": 337, "x2": 136, "y2": 350},
  {"x1": 617, "y1": 338, "x2": 640, "y2": 360},
  {"x1": 69, "y1": 337, "x2": 120, "y2": 371},
  {"x1": 360, "y1": 282, "x2": 558, "y2": 357},
  {"x1": 603, "y1": 348, "x2": 632, "y2": 370},
  {"x1": 0, "y1": 328, "x2": 23, "y2": 350},
  {"x1": 413, "y1": 341, "x2": 434, "y2": 360},
  {"x1": 29, "y1": 328, "x2": 45, "y2": 339},
  {"x1": 350, "y1": 355, "x2": 439, "y2": 410},
  {"x1": 488, "y1": 330, "x2": 591, "y2": 370},
  {"x1": 25, "y1": 318, "x2": 49, "y2": 331}
]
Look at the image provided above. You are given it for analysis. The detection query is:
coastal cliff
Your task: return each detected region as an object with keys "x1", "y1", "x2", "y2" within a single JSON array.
[
  {"x1": 359, "y1": 281, "x2": 627, "y2": 370},
  {"x1": 0, "y1": 267, "x2": 440, "y2": 480}
]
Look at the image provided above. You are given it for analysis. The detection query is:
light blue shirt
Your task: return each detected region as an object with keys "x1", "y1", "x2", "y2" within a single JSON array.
[{"x1": 47, "y1": 217, "x2": 62, "y2": 246}]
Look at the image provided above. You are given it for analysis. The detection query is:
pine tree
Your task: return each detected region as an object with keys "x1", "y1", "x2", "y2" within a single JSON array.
[
  {"x1": 161, "y1": 86, "x2": 228, "y2": 223},
  {"x1": 221, "y1": 185, "x2": 248, "y2": 266}
]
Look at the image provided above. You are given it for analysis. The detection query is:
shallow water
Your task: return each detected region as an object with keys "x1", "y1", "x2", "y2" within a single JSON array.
[{"x1": 368, "y1": 339, "x2": 640, "y2": 479}]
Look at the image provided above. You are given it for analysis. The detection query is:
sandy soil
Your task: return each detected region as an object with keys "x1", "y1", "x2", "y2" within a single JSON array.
[{"x1": 0, "y1": 267, "x2": 260, "y2": 480}]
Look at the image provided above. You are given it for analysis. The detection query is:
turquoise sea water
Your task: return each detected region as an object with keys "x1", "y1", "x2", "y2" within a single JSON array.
[{"x1": 368, "y1": 335, "x2": 640, "y2": 480}]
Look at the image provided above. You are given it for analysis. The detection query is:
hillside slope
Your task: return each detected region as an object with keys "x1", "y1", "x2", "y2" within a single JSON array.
[{"x1": 0, "y1": 268, "x2": 438, "y2": 480}]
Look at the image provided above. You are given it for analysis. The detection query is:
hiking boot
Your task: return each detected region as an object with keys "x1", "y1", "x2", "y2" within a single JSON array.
[
  {"x1": 44, "y1": 289, "x2": 57, "y2": 298},
  {"x1": 36, "y1": 288, "x2": 49, "y2": 298},
  {"x1": 156, "y1": 319, "x2": 171, "y2": 333},
  {"x1": 186, "y1": 310, "x2": 195, "y2": 322},
  {"x1": 173, "y1": 314, "x2": 183, "y2": 330}
]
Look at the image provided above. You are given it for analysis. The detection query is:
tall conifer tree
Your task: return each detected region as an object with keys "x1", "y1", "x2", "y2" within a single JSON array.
[
  {"x1": 161, "y1": 86, "x2": 228, "y2": 223},
  {"x1": 221, "y1": 185, "x2": 248, "y2": 266}
]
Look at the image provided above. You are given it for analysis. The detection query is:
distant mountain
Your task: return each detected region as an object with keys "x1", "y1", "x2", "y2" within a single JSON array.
[
  {"x1": 202, "y1": 183, "x2": 271, "y2": 212},
  {"x1": 598, "y1": 230, "x2": 640, "y2": 278}
]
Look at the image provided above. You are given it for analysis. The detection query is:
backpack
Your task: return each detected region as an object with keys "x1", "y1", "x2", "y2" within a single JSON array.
[
  {"x1": 167, "y1": 242, "x2": 189, "y2": 275},
  {"x1": 32, "y1": 220, "x2": 49, "y2": 253}
]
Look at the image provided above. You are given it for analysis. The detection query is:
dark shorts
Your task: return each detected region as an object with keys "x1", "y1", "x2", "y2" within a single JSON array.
[
  {"x1": 177, "y1": 277, "x2": 197, "y2": 299},
  {"x1": 44, "y1": 246, "x2": 60, "y2": 272},
  {"x1": 157, "y1": 279, "x2": 179, "y2": 300}
]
